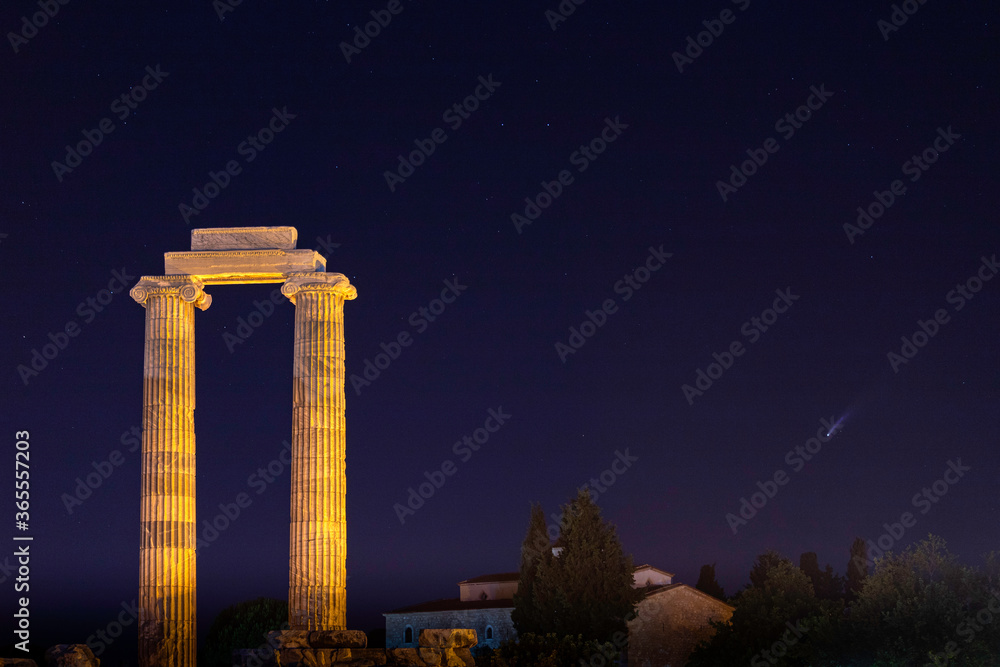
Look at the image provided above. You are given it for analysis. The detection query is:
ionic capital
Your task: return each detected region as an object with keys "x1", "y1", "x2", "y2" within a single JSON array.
[
  {"x1": 130, "y1": 276, "x2": 213, "y2": 310},
  {"x1": 281, "y1": 272, "x2": 357, "y2": 305}
]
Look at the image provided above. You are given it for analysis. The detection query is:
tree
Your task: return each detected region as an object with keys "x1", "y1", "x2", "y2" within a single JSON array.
[
  {"x1": 695, "y1": 563, "x2": 726, "y2": 600},
  {"x1": 199, "y1": 597, "x2": 288, "y2": 667},
  {"x1": 844, "y1": 535, "x2": 1000, "y2": 666},
  {"x1": 511, "y1": 503, "x2": 550, "y2": 636},
  {"x1": 845, "y1": 537, "x2": 868, "y2": 600},
  {"x1": 749, "y1": 549, "x2": 792, "y2": 588},
  {"x1": 511, "y1": 489, "x2": 642, "y2": 645},
  {"x1": 799, "y1": 552, "x2": 844, "y2": 601},
  {"x1": 689, "y1": 558, "x2": 837, "y2": 667}
]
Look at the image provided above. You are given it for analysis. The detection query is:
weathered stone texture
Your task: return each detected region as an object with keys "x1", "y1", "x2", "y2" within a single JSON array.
[
  {"x1": 417, "y1": 630, "x2": 476, "y2": 649},
  {"x1": 283, "y1": 273, "x2": 357, "y2": 631},
  {"x1": 0, "y1": 658, "x2": 38, "y2": 667},
  {"x1": 626, "y1": 585, "x2": 733, "y2": 667},
  {"x1": 164, "y1": 249, "x2": 325, "y2": 284},
  {"x1": 132, "y1": 277, "x2": 209, "y2": 667},
  {"x1": 191, "y1": 226, "x2": 297, "y2": 250},
  {"x1": 268, "y1": 630, "x2": 368, "y2": 649},
  {"x1": 44, "y1": 644, "x2": 99, "y2": 667},
  {"x1": 386, "y1": 609, "x2": 509, "y2": 650}
]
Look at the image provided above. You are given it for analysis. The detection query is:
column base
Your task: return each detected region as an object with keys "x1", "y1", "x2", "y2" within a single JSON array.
[
  {"x1": 233, "y1": 647, "x2": 475, "y2": 667},
  {"x1": 233, "y1": 629, "x2": 477, "y2": 667}
]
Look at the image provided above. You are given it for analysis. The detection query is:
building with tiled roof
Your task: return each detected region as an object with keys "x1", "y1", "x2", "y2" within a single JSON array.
[{"x1": 383, "y1": 562, "x2": 732, "y2": 665}]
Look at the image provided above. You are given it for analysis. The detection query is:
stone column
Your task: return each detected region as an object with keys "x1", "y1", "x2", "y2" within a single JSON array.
[
  {"x1": 281, "y1": 272, "x2": 356, "y2": 630},
  {"x1": 131, "y1": 277, "x2": 211, "y2": 667}
]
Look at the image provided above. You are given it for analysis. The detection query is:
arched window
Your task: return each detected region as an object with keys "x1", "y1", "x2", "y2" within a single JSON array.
[
  {"x1": 485, "y1": 625, "x2": 494, "y2": 640},
  {"x1": 404, "y1": 626, "x2": 413, "y2": 644}
]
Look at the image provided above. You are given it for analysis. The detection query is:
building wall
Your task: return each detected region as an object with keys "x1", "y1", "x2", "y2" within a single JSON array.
[
  {"x1": 632, "y1": 567, "x2": 672, "y2": 588},
  {"x1": 385, "y1": 608, "x2": 515, "y2": 650},
  {"x1": 626, "y1": 586, "x2": 733, "y2": 667},
  {"x1": 459, "y1": 580, "x2": 519, "y2": 601}
]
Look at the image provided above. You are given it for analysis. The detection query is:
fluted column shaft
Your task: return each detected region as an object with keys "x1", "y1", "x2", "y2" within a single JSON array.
[
  {"x1": 131, "y1": 277, "x2": 211, "y2": 667},
  {"x1": 282, "y1": 273, "x2": 356, "y2": 631}
]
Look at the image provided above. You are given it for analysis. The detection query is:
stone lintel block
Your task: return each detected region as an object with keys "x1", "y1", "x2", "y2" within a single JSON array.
[
  {"x1": 309, "y1": 630, "x2": 368, "y2": 648},
  {"x1": 417, "y1": 648, "x2": 441, "y2": 666},
  {"x1": 418, "y1": 629, "x2": 477, "y2": 649},
  {"x1": 269, "y1": 630, "x2": 367, "y2": 649},
  {"x1": 164, "y1": 250, "x2": 325, "y2": 284},
  {"x1": 235, "y1": 646, "x2": 389, "y2": 667},
  {"x1": 44, "y1": 644, "x2": 99, "y2": 667},
  {"x1": 350, "y1": 649, "x2": 389, "y2": 664},
  {"x1": 385, "y1": 648, "x2": 421, "y2": 666},
  {"x1": 191, "y1": 226, "x2": 297, "y2": 251}
]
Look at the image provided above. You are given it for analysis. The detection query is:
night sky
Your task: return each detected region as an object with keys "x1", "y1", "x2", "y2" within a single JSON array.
[{"x1": 2, "y1": 0, "x2": 999, "y2": 663}]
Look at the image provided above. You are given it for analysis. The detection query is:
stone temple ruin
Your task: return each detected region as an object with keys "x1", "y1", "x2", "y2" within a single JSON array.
[{"x1": 125, "y1": 227, "x2": 476, "y2": 667}]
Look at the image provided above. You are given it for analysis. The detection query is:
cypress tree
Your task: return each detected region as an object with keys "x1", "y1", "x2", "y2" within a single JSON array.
[
  {"x1": 511, "y1": 503, "x2": 550, "y2": 636},
  {"x1": 695, "y1": 563, "x2": 726, "y2": 600}
]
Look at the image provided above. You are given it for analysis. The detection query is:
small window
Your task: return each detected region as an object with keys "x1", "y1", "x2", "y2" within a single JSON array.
[
  {"x1": 404, "y1": 626, "x2": 413, "y2": 644},
  {"x1": 480, "y1": 591, "x2": 489, "y2": 600},
  {"x1": 485, "y1": 625, "x2": 494, "y2": 640}
]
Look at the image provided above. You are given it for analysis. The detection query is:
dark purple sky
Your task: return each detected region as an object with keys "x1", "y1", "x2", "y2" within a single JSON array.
[{"x1": 2, "y1": 0, "x2": 999, "y2": 663}]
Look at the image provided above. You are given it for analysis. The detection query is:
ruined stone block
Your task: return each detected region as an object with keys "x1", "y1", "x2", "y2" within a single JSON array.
[
  {"x1": 191, "y1": 226, "x2": 297, "y2": 250},
  {"x1": 309, "y1": 631, "x2": 368, "y2": 648},
  {"x1": 417, "y1": 629, "x2": 477, "y2": 649},
  {"x1": 43, "y1": 644, "x2": 99, "y2": 667}
]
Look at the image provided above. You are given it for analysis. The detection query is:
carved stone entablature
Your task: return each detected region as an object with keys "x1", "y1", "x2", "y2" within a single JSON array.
[
  {"x1": 190, "y1": 226, "x2": 297, "y2": 251},
  {"x1": 164, "y1": 249, "x2": 325, "y2": 284}
]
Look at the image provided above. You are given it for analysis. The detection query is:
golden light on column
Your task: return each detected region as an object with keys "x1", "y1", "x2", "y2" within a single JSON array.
[
  {"x1": 282, "y1": 272, "x2": 356, "y2": 630},
  {"x1": 131, "y1": 277, "x2": 211, "y2": 667}
]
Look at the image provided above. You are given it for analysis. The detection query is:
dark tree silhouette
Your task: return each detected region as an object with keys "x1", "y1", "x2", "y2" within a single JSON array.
[
  {"x1": 749, "y1": 550, "x2": 791, "y2": 588},
  {"x1": 511, "y1": 503, "x2": 549, "y2": 636},
  {"x1": 799, "y1": 552, "x2": 844, "y2": 600},
  {"x1": 695, "y1": 563, "x2": 726, "y2": 600},
  {"x1": 511, "y1": 489, "x2": 641, "y2": 644},
  {"x1": 845, "y1": 537, "x2": 868, "y2": 599},
  {"x1": 199, "y1": 597, "x2": 287, "y2": 667}
]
